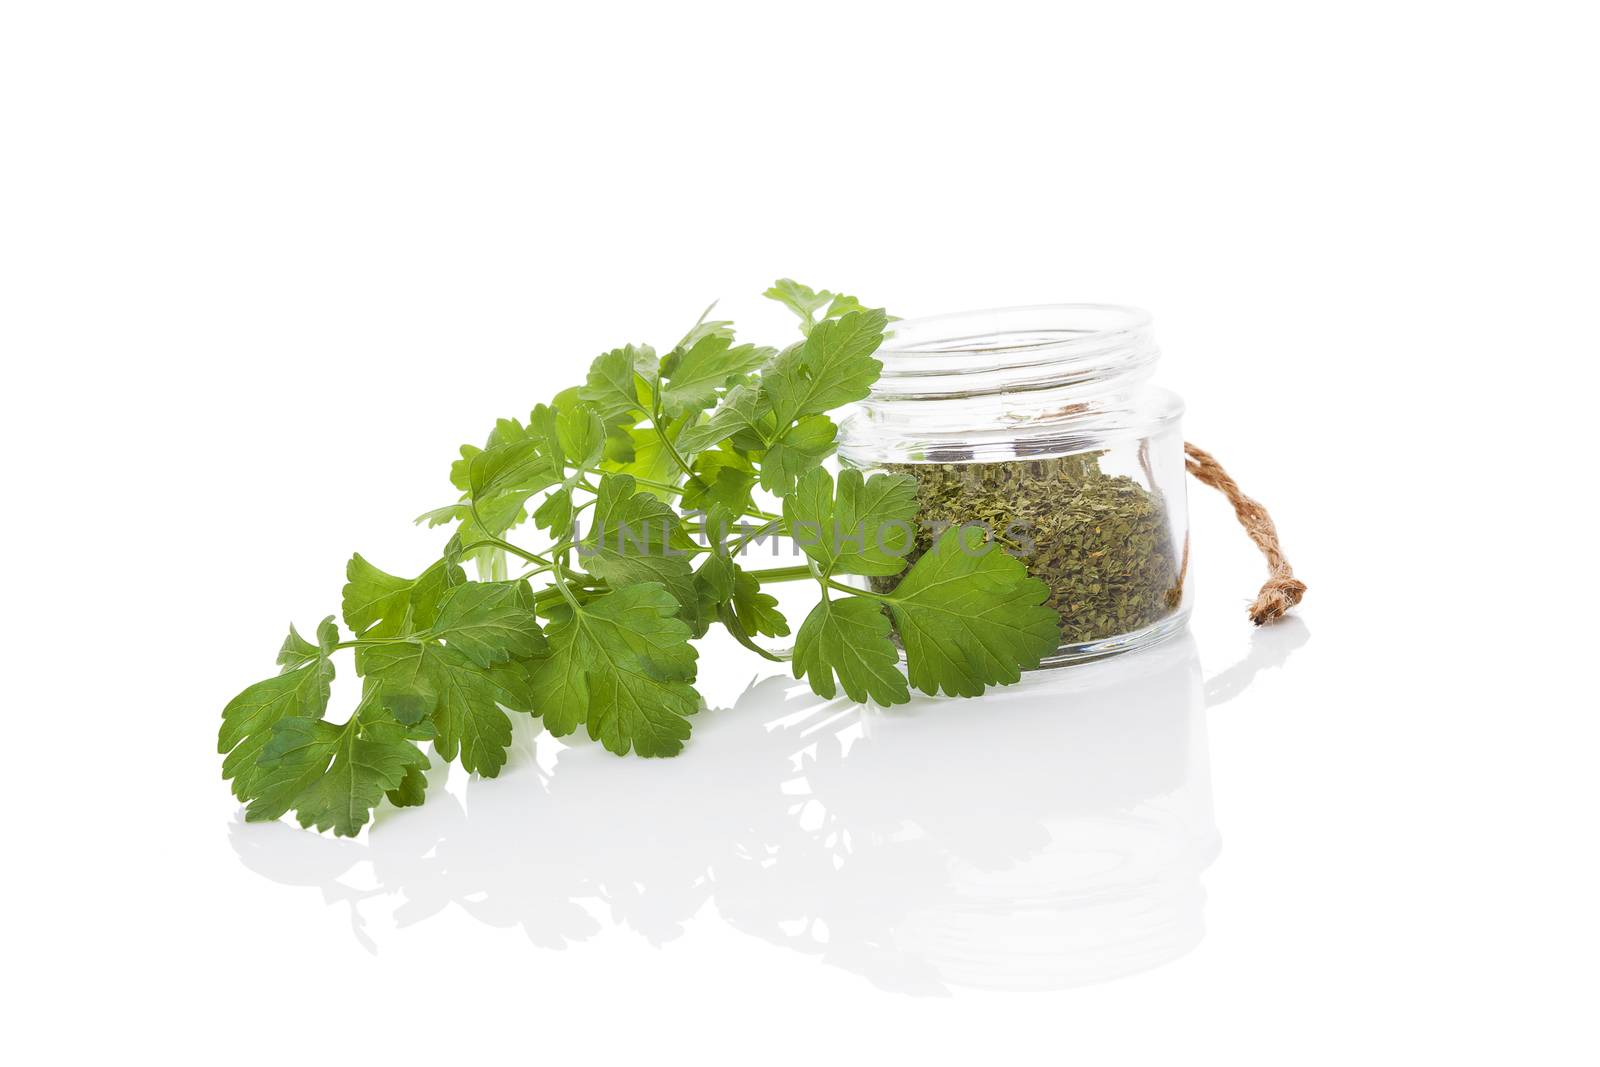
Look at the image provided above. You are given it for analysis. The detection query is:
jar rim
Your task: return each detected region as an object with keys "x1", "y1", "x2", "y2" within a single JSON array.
[
  {"x1": 870, "y1": 303, "x2": 1159, "y2": 400},
  {"x1": 883, "y1": 303, "x2": 1151, "y2": 355}
]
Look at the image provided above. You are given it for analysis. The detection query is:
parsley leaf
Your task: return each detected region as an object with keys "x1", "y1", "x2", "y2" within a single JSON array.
[
  {"x1": 533, "y1": 487, "x2": 574, "y2": 535},
  {"x1": 578, "y1": 344, "x2": 655, "y2": 421},
  {"x1": 342, "y1": 556, "x2": 462, "y2": 640},
  {"x1": 783, "y1": 466, "x2": 919, "y2": 577},
  {"x1": 466, "y1": 437, "x2": 562, "y2": 529},
  {"x1": 276, "y1": 616, "x2": 338, "y2": 672},
  {"x1": 556, "y1": 402, "x2": 606, "y2": 470},
  {"x1": 792, "y1": 594, "x2": 908, "y2": 706},
  {"x1": 219, "y1": 618, "x2": 337, "y2": 800},
  {"x1": 675, "y1": 302, "x2": 735, "y2": 351},
  {"x1": 883, "y1": 525, "x2": 1061, "y2": 697},
  {"x1": 341, "y1": 555, "x2": 463, "y2": 676},
  {"x1": 247, "y1": 709, "x2": 431, "y2": 837},
  {"x1": 730, "y1": 564, "x2": 789, "y2": 638},
  {"x1": 676, "y1": 383, "x2": 768, "y2": 457},
  {"x1": 764, "y1": 278, "x2": 836, "y2": 328},
  {"x1": 578, "y1": 474, "x2": 697, "y2": 615},
  {"x1": 602, "y1": 420, "x2": 686, "y2": 501},
  {"x1": 530, "y1": 582, "x2": 700, "y2": 756},
  {"x1": 659, "y1": 334, "x2": 773, "y2": 418},
  {"x1": 427, "y1": 580, "x2": 547, "y2": 667},
  {"x1": 360, "y1": 641, "x2": 532, "y2": 776},
  {"x1": 761, "y1": 307, "x2": 888, "y2": 428},
  {"x1": 764, "y1": 279, "x2": 872, "y2": 335},
  {"x1": 681, "y1": 446, "x2": 758, "y2": 517},
  {"x1": 758, "y1": 414, "x2": 837, "y2": 496}
]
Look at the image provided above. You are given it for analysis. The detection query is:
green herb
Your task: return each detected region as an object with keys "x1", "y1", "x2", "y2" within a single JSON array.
[
  {"x1": 219, "y1": 281, "x2": 1058, "y2": 835},
  {"x1": 875, "y1": 454, "x2": 1181, "y2": 646}
]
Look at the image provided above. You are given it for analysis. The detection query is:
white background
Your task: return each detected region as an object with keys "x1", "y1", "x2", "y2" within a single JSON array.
[{"x1": 3, "y1": 1, "x2": 1597, "y2": 1063}]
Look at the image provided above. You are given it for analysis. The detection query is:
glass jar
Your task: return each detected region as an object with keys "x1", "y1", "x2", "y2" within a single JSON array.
[{"x1": 837, "y1": 304, "x2": 1190, "y2": 665}]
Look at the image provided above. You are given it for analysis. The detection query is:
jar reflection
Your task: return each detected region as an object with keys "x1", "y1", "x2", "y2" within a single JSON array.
[{"x1": 715, "y1": 633, "x2": 1215, "y2": 992}]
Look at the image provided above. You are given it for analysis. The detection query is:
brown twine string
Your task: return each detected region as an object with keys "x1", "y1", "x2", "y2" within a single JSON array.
[{"x1": 1184, "y1": 441, "x2": 1306, "y2": 626}]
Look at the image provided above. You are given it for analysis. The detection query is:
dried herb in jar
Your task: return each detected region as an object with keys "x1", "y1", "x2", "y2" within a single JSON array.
[{"x1": 875, "y1": 453, "x2": 1182, "y2": 645}]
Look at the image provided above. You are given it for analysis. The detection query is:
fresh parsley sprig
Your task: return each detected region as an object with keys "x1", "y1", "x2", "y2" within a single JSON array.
[{"x1": 219, "y1": 280, "x2": 1058, "y2": 836}]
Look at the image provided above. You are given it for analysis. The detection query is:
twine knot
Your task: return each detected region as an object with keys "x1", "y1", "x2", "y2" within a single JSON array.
[{"x1": 1249, "y1": 574, "x2": 1307, "y2": 625}]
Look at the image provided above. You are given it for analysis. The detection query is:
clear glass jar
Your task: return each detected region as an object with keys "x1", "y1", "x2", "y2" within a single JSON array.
[{"x1": 837, "y1": 304, "x2": 1190, "y2": 665}]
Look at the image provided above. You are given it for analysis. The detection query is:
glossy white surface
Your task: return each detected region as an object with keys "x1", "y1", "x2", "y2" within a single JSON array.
[
  {"x1": 234, "y1": 631, "x2": 1228, "y2": 989},
  {"x1": 4, "y1": 2, "x2": 1596, "y2": 1063}
]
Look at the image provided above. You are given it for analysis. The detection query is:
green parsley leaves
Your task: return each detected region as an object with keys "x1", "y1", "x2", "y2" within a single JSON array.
[
  {"x1": 785, "y1": 467, "x2": 919, "y2": 578},
  {"x1": 784, "y1": 469, "x2": 1057, "y2": 703},
  {"x1": 882, "y1": 526, "x2": 1060, "y2": 697},
  {"x1": 533, "y1": 582, "x2": 699, "y2": 757},
  {"x1": 793, "y1": 594, "x2": 909, "y2": 706},
  {"x1": 220, "y1": 280, "x2": 1059, "y2": 837}
]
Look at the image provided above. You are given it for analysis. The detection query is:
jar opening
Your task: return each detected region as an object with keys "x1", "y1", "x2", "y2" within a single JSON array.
[
  {"x1": 840, "y1": 302, "x2": 1179, "y2": 467},
  {"x1": 874, "y1": 304, "x2": 1158, "y2": 400}
]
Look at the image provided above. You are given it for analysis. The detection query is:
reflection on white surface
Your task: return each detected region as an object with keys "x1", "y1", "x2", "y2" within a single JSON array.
[{"x1": 232, "y1": 622, "x2": 1308, "y2": 993}]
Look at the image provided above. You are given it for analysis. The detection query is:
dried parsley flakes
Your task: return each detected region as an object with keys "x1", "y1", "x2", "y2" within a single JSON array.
[{"x1": 873, "y1": 453, "x2": 1181, "y2": 646}]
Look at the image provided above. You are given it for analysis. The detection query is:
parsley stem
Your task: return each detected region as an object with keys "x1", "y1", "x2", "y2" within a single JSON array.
[
  {"x1": 658, "y1": 425, "x2": 702, "y2": 488},
  {"x1": 745, "y1": 564, "x2": 813, "y2": 584},
  {"x1": 531, "y1": 577, "x2": 602, "y2": 610},
  {"x1": 647, "y1": 378, "x2": 709, "y2": 494},
  {"x1": 328, "y1": 636, "x2": 415, "y2": 652},
  {"x1": 474, "y1": 536, "x2": 551, "y2": 568},
  {"x1": 727, "y1": 517, "x2": 787, "y2": 556},
  {"x1": 826, "y1": 577, "x2": 888, "y2": 600},
  {"x1": 458, "y1": 499, "x2": 553, "y2": 567},
  {"x1": 550, "y1": 558, "x2": 584, "y2": 612}
]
